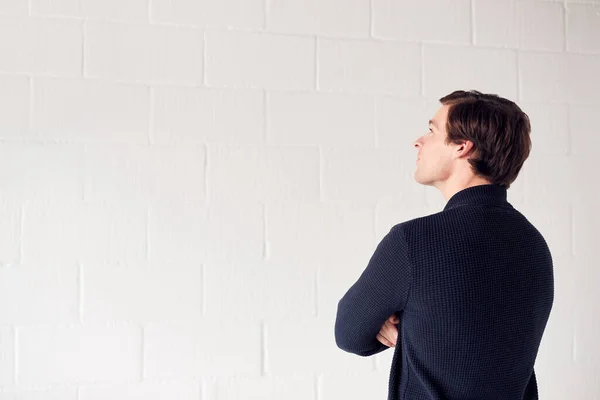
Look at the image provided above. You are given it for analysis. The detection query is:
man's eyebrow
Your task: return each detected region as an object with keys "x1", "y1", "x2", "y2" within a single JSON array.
[{"x1": 429, "y1": 119, "x2": 438, "y2": 128}]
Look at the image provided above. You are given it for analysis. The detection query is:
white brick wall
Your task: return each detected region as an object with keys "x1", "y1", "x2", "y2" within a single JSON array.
[
  {"x1": 32, "y1": 78, "x2": 150, "y2": 143},
  {"x1": 0, "y1": 16, "x2": 82, "y2": 76},
  {"x1": 372, "y1": 0, "x2": 472, "y2": 44},
  {"x1": 317, "y1": 39, "x2": 421, "y2": 96},
  {"x1": 18, "y1": 324, "x2": 142, "y2": 385},
  {"x1": 85, "y1": 22, "x2": 204, "y2": 84},
  {"x1": 32, "y1": 0, "x2": 149, "y2": 22},
  {"x1": 0, "y1": 0, "x2": 598, "y2": 399}
]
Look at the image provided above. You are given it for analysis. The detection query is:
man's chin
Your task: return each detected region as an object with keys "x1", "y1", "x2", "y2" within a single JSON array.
[
  {"x1": 413, "y1": 172, "x2": 433, "y2": 186},
  {"x1": 413, "y1": 170, "x2": 423, "y2": 182}
]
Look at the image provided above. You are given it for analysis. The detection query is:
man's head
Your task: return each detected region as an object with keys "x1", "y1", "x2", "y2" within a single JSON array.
[{"x1": 413, "y1": 90, "x2": 531, "y2": 195}]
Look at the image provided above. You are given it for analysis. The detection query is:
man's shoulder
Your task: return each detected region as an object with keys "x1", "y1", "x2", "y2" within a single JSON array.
[{"x1": 392, "y1": 210, "x2": 448, "y2": 232}]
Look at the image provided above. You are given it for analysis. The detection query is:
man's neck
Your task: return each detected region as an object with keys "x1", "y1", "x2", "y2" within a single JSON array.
[{"x1": 438, "y1": 176, "x2": 493, "y2": 202}]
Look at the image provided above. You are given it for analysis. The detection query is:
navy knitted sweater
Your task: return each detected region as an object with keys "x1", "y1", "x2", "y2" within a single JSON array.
[{"x1": 335, "y1": 183, "x2": 554, "y2": 400}]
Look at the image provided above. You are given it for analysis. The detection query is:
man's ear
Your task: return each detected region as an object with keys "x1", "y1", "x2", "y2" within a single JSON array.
[{"x1": 456, "y1": 140, "x2": 476, "y2": 159}]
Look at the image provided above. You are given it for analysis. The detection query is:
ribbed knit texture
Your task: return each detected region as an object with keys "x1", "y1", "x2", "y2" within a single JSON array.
[{"x1": 334, "y1": 183, "x2": 554, "y2": 400}]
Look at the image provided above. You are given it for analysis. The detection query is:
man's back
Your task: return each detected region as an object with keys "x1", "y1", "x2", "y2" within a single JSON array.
[
  {"x1": 391, "y1": 185, "x2": 554, "y2": 399},
  {"x1": 335, "y1": 184, "x2": 554, "y2": 400}
]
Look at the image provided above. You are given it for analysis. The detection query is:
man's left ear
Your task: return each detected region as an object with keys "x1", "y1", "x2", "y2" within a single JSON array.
[{"x1": 457, "y1": 140, "x2": 475, "y2": 158}]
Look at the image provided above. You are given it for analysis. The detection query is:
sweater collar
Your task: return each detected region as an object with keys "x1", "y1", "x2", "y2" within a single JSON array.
[{"x1": 443, "y1": 183, "x2": 510, "y2": 211}]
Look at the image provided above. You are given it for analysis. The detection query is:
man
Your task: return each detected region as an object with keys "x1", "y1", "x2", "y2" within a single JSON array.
[{"x1": 334, "y1": 90, "x2": 554, "y2": 400}]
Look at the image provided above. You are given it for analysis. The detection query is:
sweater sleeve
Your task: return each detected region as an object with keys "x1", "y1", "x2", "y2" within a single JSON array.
[{"x1": 334, "y1": 224, "x2": 413, "y2": 356}]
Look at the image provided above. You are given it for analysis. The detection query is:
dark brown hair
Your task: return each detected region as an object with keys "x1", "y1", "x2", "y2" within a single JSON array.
[{"x1": 439, "y1": 90, "x2": 532, "y2": 189}]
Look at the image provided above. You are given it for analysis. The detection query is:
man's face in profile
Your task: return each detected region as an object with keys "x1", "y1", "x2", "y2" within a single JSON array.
[{"x1": 413, "y1": 105, "x2": 454, "y2": 186}]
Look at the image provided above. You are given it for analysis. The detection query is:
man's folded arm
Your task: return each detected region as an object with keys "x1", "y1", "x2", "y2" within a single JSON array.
[{"x1": 334, "y1": 224, "x2": 413, "y2": 356}]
